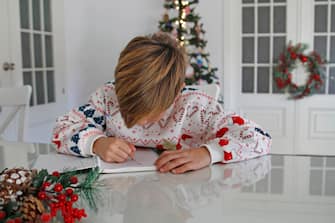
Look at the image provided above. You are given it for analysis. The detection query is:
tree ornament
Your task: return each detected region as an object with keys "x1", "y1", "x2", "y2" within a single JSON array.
[
  {"x1": 274, "y1": 42, "x2": 327, "y2": 99},
  {"x1": 172, "y1": 28, "x2": 178, "y2": 38},
  {"x1": 163, "y1": 13, "x2": 169, "y2": 22},
  {"x1": 196, "y1": 57, "x2": 203, "y2": 67},
  {"x1": 184, "y1": 6, "x2": 191, "y2": 15},
  {"x1": 195, "y1": 24, "x2": 201, "y2": 34},
  {"x1": 185, "y1": 65, "x2": 195, "y2": 78}
]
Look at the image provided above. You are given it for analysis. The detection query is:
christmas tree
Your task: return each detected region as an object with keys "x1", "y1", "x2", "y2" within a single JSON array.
[{"x1": 159, "y1": 0, "x2": 219, "y2": 85}]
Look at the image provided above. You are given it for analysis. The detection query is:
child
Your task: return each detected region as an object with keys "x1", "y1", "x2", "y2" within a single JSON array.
[{"x1": 52, "y1": 32, "x2": 271, "y2": 174}]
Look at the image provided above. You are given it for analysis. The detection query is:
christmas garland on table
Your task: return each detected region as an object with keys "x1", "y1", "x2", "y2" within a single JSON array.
[
  {"x1": 0, "y1": 167, "x2": 100, "y2": 223},
  {"x1": 274, "y1": 42, "x2": 327, "y2": 99}
]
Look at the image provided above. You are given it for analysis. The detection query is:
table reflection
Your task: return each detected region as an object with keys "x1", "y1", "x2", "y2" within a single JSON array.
[
  {"x1": 81, "y1": 156, "x2": 271, "y2": 223},
  {"x1": 0, "y1": 140, "x2": 334, "y2": 223}
]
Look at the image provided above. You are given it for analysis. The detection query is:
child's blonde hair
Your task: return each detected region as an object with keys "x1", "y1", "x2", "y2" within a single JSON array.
[{"x1": 115, "y1": 32, "x2": 187, "y2": 128}]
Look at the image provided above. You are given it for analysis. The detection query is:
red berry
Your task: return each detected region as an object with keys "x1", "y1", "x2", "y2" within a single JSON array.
[
  {"x1": 6, "y1": 219, "x2": 15, "y2": 223},
  {"x1": 176, "y1": 143, "x2": 182, "y2": 150},
  {"x1": 42, "y1": 181, "x2": 51, "y2": 189},
  {"x1": 38, "y1": 191, "x2": 47, "y2": 200},
  {"x1": 51, "y1": 209, "x2": 57, "y2": 217},
  {"x1": 64, "y1": 216, "x2": 73, "y2": 223},
  {"x1": 40, "y1": 213, "x2": 52, "y2": 222},
  {"x1": 0, "y1": 211, "x2": 6, "y2": 220},
  {"x1": 290, "y1": 52, "x2": 297, "y2": 60},
  {"x1": 65, "y1": 201, "x2": 73, "y2": 208},
  {"x1": 58, "y1": 201, "x2": 65, "y2": 207},
  {"x1": 71, "y1": 194, "x2": 79, "y2": 202},
  {"x1": 14, "y1": 218, "x2": 22, "y2": 223},
  {"x1": 54, "y1": 183, "x2": 63, "y2": 192},
  {"x1": 70, "y1": 176, "x2": 78, "y2": 184},
  {"x1": 299, "y1": 55, "x2": 308, "y2": 63},
  {"x1": 57, "y1": 194, "x2": 66, "y2": 201},
  {"x1": 313, "y1": 74, "x2": 321, "y2": 81},
  {"x1": 66, "y1": 188, "x2": 74, "y2": 195},
  {"x1": 80, "y1": 209, "x2": 87, "y2": 217},
  {"x1": 52, "y1": 171, "x2": 60, "y2": 177}
]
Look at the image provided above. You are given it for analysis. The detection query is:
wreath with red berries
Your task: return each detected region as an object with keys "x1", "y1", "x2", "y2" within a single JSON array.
[{"x1": 274, "y1": 42, "x2": 327, "y2": 99}]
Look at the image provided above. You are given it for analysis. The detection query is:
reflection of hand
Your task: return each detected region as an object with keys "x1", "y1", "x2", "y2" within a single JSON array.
[
  {"x1": 93, "y1": 137, "x2": 135, "y2": 163},
  {"x1": 157, "y1": 167, "x2": 211, "y2": 186},
  {"x1": 155, "y1": 147, "x2": 211, "y2": 174},
  {"x1": 99, "y1": 176, "x2": 137, "y2": 191}
]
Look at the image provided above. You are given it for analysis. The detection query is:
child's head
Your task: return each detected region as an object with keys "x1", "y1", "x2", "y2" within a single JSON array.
[{"x1": 115, "y1": 32, "x2": 187, "y2": 128}]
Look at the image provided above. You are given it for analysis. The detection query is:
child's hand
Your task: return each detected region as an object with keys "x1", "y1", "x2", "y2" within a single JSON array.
[
  {"x1": 154, "y1": 147, "x2": 211, "y2": 174},
  {"x1": 93, "y1": 137, "x2": 136, "y2": 163}
]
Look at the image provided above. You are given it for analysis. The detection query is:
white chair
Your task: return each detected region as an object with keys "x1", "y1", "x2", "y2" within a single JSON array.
[
  {"x1": 0, "y1": 86, "x2": 32, "y2": 141},
  {"x1": 188, "y1": 84, "x2": 221, "y2": 101}
]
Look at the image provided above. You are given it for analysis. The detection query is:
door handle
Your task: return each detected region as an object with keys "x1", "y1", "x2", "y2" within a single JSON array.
[{"x1": 2, "y1": 62, "x2": 15, "y2": 71}]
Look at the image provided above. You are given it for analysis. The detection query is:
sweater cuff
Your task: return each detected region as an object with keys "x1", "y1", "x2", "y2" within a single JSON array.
[
  {"x1": 201, "y1": 144, "x2": 223, "y2": 164},
  {"x1": 83, "y1": 134, "x2": 107, "y2": 156}
]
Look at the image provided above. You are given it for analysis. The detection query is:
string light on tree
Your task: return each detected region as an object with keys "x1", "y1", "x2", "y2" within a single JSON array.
[{"x1": 159, "y1": 0, "x2": 219, "y2": 85}]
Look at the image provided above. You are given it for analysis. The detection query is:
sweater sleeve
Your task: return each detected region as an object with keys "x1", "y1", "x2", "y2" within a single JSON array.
[
  {"x1": 201, "y1": 102, "x2": 272, "y2": 164},
  {"x1": 51, "y1": 86, "x2": 108, "y2": 157}
]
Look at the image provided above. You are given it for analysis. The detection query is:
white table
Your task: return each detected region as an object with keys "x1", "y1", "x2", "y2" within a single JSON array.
[{"x1": 0, "y1": 140, "x2": 334, "y2": 223}]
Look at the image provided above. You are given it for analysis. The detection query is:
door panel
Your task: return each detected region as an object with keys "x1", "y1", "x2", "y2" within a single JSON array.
[
  {"x1": 224, "y1": 0, "x2": 335, "y2": 155},
  {"x1": 296, "y1": 0, "x2": 335, "y2": 155},
  {"x1": 224, "y1": 0, "x2": 296, "y2": 154}
]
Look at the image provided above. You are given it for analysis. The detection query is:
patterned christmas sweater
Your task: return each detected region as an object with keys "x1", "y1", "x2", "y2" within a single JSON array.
[{"x1": 52, "y1": 83, "x2": 272, "y2": 164}]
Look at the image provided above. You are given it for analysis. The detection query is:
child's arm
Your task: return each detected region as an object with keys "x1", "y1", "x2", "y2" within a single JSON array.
[
  {"x1": 202, "y1": 104, "x2": 272, "y2": 164},
  {"x1": 52, "y1": 86, "x2": 107, "y2": 157},
  {"x1": 155, "y1": 100, "x2": 272, "y2": 174}
]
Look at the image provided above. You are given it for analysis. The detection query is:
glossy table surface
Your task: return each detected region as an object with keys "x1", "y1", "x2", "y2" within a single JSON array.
[{"x1": 0, "y1": 140, "x2": 334, "y2": 223}]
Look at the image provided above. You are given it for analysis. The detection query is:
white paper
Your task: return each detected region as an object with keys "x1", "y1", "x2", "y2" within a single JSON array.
[
  {"x1": 98, "y1": 148, "x2": 158, "y2": 173},
  {"x1": 32, "y1": 148, "x2": 158, "y2": 174},
  {"x1": 32, "y1": 153, "x2": 97, "y2": 173}
]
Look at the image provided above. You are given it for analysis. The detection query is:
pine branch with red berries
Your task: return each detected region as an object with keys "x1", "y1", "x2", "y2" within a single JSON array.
[{"x1": 0, "y1": 167, "x2": 100, "y2": 223}]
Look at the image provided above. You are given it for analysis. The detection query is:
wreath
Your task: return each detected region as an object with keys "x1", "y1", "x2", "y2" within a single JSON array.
[{"x1": 274, "y1": 42, "x2": 327, "y2": 99}]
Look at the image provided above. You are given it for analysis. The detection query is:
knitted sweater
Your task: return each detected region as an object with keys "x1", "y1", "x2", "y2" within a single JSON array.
[{"x1": 52, "y1": 83, "x2": 271, "y2": 164}]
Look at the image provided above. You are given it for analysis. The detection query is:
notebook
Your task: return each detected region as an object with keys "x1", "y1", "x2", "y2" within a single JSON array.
[{"x1": 32, "y1": 148, "x2": 159, "y2": 174}]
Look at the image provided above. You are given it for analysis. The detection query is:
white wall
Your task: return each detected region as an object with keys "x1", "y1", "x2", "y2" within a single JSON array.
[{"x1": 64, "y1": 0, "x2": 223, "y2": 108}]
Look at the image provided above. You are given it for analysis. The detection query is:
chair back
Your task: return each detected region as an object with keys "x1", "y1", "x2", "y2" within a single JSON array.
[
  {"x1": 187, "y1": 84, "x2": 221, "y2": 101},
  {"x1": 0, "y1": 86, "x2": 32, "y2": 141}
]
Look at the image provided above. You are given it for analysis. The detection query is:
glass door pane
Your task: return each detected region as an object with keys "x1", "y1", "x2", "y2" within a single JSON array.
[
  {"x1": 313, "y1": 0, "x2": 335, "y2": 94},
  {"x1": 19, "y1": 0, "x2": 56, "y2": 106},
  {"x1": 241, "y1": 0, "x2": 287, "y2": 94}
]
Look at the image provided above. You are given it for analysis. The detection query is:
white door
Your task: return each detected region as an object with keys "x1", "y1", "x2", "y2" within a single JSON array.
[
  {"x1": 0, "y1": 0, "x2": 67, "y2": 142},
  {"x1": 223, "y1": 0, "x2": 335, "y2": 155},
  {"x1": 296, "y1": 0, "x2": 335, "y2": 155},
  {"x1": 0, "y1": 0, "x2": 11, "y2": 87}
]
